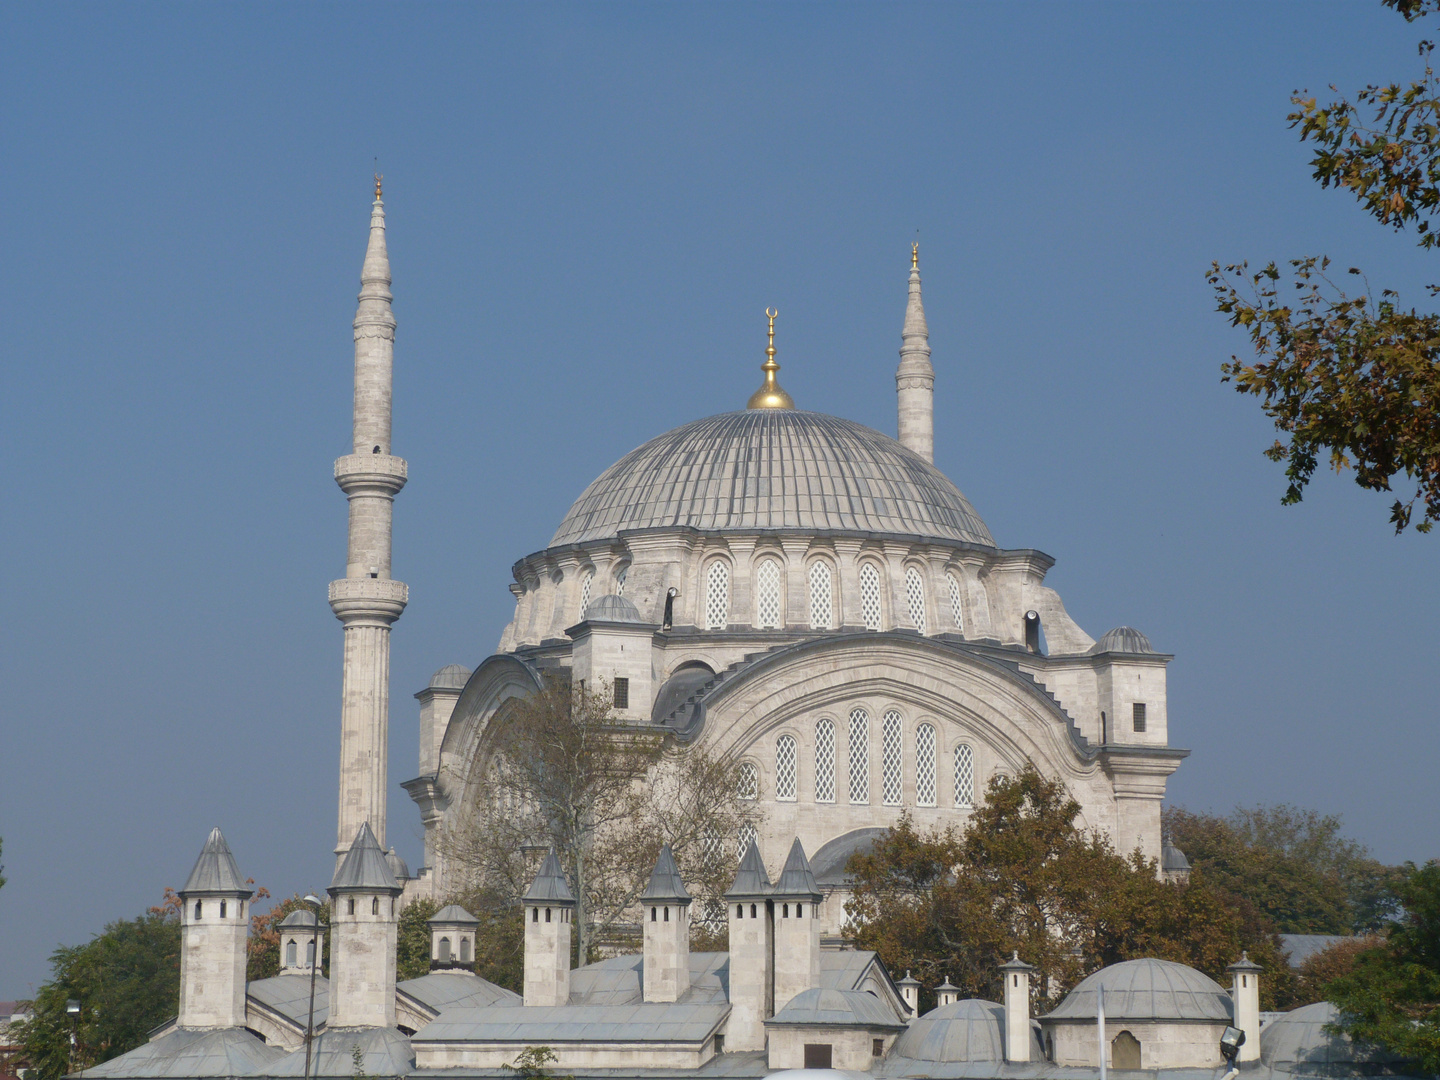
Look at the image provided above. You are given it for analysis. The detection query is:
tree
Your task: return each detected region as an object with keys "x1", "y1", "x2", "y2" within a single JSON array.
[
  {"x1": 1293, "y1": 934, "x2": 1385, "y2": 1006},
  {"x1": 443, "y1": 884, "x2": 527, "y2": 992},
  {"x1": 1327, "y1": 860, "x2": 1440, "y2": 1071},
  {"x1": 1209, "y1": 0, "x2": 1440, "y2": 532},
  {"x1": 246, "y1": 894, "x2": 330, "y2": 982},
  {"x1": 397, "y1": 898, "x2": 441, "y2": 981},
  {"x1": 439, "y1": 680, "x2": 760, "y2": 965}
]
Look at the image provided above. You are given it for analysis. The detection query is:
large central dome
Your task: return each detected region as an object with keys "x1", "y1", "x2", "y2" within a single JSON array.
[{"x1": 549, "y1": 410, "x2": 994, "y2": 548}]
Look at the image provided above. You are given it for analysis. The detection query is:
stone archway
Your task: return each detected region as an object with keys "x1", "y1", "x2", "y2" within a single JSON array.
[{"x1": 1112, "y1": 1030, "x2": 1142, "y2": 1069}]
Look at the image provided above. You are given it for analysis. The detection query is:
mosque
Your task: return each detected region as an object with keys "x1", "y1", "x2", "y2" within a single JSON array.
[{"x1": 75, "y1": 187, "x2": 1416, "y2": 1080}]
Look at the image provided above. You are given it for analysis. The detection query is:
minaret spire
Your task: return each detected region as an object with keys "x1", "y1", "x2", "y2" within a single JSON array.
[
  {"x1": 747, "y1": 307, "x2": 795, "y2": 410},
  {"x1": 897, "y1": 243, "x2": 935, "y2": 462},
  {"x1": 329, "y1": 181, "x2": 408, "y2": 859}
]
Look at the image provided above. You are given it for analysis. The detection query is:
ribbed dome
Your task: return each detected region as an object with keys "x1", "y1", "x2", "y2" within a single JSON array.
[
  {"x1": 890, "y1": 1000, "x2": 1010, "y2": 1063},
  {"x1": 1088, "y1": 626, "x2": 1156, "y2": 655},
  {"x1": 549, "y1": 410, "x2": 994, "y2": 548},
  {"x1": 1044, "y1": 959, "x2": 1232, "y2": 1022}
]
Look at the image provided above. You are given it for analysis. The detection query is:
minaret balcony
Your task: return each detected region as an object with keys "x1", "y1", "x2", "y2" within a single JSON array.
[
  {"x1": 329, "y1": 577, "x2": 409, "y2": 622},
  {"x1": 334, "y1": 454, "x2": 408, "y2": 496}
]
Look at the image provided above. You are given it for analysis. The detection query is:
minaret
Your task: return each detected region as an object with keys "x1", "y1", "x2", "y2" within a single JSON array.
[
  {"x1": 896, "y1": 243, "x2": 935, "y2": 462},
  {"x1": 330, "y1": 176, "x2": 408, "y2": 857}
]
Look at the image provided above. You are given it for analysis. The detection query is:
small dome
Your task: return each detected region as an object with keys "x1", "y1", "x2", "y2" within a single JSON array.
[
  {"x1": 767, "y1": 987, "x2": 905, "y2": 1029},
  {"x1": 276, "y1": 909, "x2": 319, "y2": 928},
  {"x1": 429, "y1": 664, "x2": 472, "y2": 690},
  {"x1": 384, "y1": 847, "x2": 411, "y2": 882},
  {"x1": 1044, "y1": 959, "x2": 1232, "y2": 1023},
  {"x1": 1088, "y1": 626, "x2": 1156, "y2": 655},
  {"x1": 584, "y1": 594, "x2": 644, "y2": 623},
  {"x1": 1261, "y1": 1001, "x2": 1406, "y2": 1069},
  {"x1": 890, "y1": 999, "x2": 1019, "y2": 1063},
  {"x1": 1162, "y1": 841, "x2": 1191, "y2": 872}
]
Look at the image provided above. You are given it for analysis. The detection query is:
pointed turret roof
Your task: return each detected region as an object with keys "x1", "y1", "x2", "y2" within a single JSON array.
[
  {"x1": 180, "y1": 828, "x2": 252, "y2": 897},
  {"x1": 639, "y1": 845, "x2": 691, "y2": 903},
  {"x1": 897, "y1": 244, "x2": 933, "y2": 380},
  {"x1": 773, "y1": 837, "x2": 822, "y2": 900},
  {"x1": 429, "y1": 904, "x2": 480, "y2": 927},
  {"x1": 522, "y1": 850, "x2": 575, "y2": 905},
  {"x1": 330, "y1": 822, "x2": 401, "y2": 894},
  {"x1": 726, "y1": 839, "x2": 772, "y2": 899}
]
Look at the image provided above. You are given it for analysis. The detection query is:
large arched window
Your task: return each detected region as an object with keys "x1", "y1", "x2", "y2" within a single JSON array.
[
  {"x1": 948, "y1": 573, "x2": 964, "y2": 633},
  {"x1": 776, "y1": 734, "x2": 798, "y2": 801},
  {"x1": 614, "y1": 563, "x2": 629, "y2": 596},
  {"x1": 808, "y1": 561, "x2": 834, "y2": 629},
  {"x1": 882, "y1": 710, "x2": 903, "y2": 805},
  {"x1": 815, "y1": 718, "x2": 836, "y2": 802},
  {"x1": 737, "y1": 761, "x2": 759, "y2": 800},
  {"x1": 859, "y1": 563, "x2": 883, "y2": 630},
  {"x1": 705, "y1": 560, "x2": 730, "y2": 630},
  {"x1": 916, "y1": 723, "x2": 936, "y2": 807},
  {"x1": 954, "y1": 743, "x2": 975, "y2": 807},
  {"x1": 756, "y1": 559, "x2": 782, "y2": 628},
  {"x1": 578, "y1": 569, "x2": 595, "y2": 621},
  {"x1": 848, "y1": 707, "x2": 870, "y2": 803},
  {"x1": 905, "y1": 566, "x2": 928, "y2": 635}
]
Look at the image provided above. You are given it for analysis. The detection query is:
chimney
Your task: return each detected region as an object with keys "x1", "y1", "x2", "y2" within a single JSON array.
[
  {"x1": 1227, "y1": 953, "x2": 1262, "y2": 1063},
  {"x1": 177, "y1": 829, "x2": 253, "y2": 1029},
  {"x1": 724, "y1": 840, "x2": 773, "y2": 1051},
  {"x1": 771, "y1": 839, "x2": 823, "y2": 1013},
  {"x1": 641, "y1": 846, "x2": 692, "y2": 1003},
  {"x1": 1000, "y1": 952, "x2": 1036, "y2": 1063},
  {"x1": 522, "y1": 851, "x2": 575, "y2": 1007}
]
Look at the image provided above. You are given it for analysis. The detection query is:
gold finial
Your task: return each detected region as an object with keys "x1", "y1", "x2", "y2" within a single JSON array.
[
  {"x1": 374, "y1": 173, "x2": 383, "y2": 199},
  {"x1": 747, "y1": 306, "x2": 795, "y2": 410},
  {"x1": 912, "y1": 242, "x2": 919, "y2": 270}
]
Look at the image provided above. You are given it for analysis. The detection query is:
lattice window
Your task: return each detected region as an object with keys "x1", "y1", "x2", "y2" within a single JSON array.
[
  {"x1": 756, "y1": 559, "x2": 782, "y2": 628},
  {"x1": 860, "y1": 563, "x2": 882, "y2": 630},
  {"x1": 848, "y1": 708, "x2": 870, "y2": 803},
  {"x1": 737, "y1": 821, "x2": 757, "y2": 860},
  {"x1": 776, "y1": 734, "x2": 798, "y2": 800},
  {"x1": 809, "y1": 561, "x2": 834, "y2": 629},
  {"x1": 882, "y1": 711, "x2": 903, "y2": 805},
  {"x1": 905, "y1": 566, "x2": 927, "y2": 634},
  {"x1": 916, "y1": 723, "x2": 936, "y2": 806},
  {"x1": 948, "y1": 573, "x2": 964, "y2": 632},
  {"x1": 705, "y1": 561, "x2": 730, "y2": 630},
  {"x1": 736, "y1": 761, "x2": 759, "y2": 800},
  {"x1": 954, "y1": 743, "x2": 974, "y2": 807},
  {"x1": 815, "y1": 718, "x2": 836, "y2": 802},
  {"x1": 614, "y1": 564, "x2": 629, "y2": 597},
  {"x1": 579, "y1": 569, "x2": 594, "y2": 620}
]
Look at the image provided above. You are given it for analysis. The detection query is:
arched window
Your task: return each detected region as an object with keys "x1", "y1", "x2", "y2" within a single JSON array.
[
  {"x1": 614, "y1": 563, "x2": 629, "y2": 597},
  {"x1": 578, "y1": 569, "x2": 594, "y2": 620},
  {"x1": 954, "y1": 743, "x2": 975, "y2": 808},
  {"x1": 882, "y1": 711, "x2": 903, "y2": 805},
  {"x1": 705, "y1": 561, "x2": 730, "y2": 630},
  {"x1": 371, "y1": 896, "x2": 379, "y2": 915},
  {"x1": 756, "y1": 559, "x2": 782, "y2": 628},
  {"x1": 859, "y1": 563, "x2": 882, "y2": 630},
  {"x1": 776, "y1": 734, "x2": 797, "y2": 801},
  {"x1": 905, "y1": 566, "x2": 927, "y2": 634},
  {"x1": 306, "y1": 938, "x2": 316, "y2": 966},
  {"x1": 948, "y1": 573, "x2": 964, "y2": 632},
  {"x1": 285, "y1": 940, "x2": 297, "y2": 967},
  {"x1": 219, "y1": 901, "x2": 227, "y2": 918},
  {"x1": 194, "y1": 901, "x2": 202, "y2": 919},
  {"x1": 737, "y1": 821, "x2": 757, "y2": 860},
  {"x1": 737, "y1": 761, "x2": 759, "y2": 800},
  {"x1": 808, "y1": 561, "x2": 834, "y2": 629},
  {"x1": 815, "y1": 718, "x2": 836, "y2": 802},
  {"x1": 439, "y1": 937, "x2": 452, "y2": 963},
  {"x1": 916, "y1": 723, "x2": 936, "y2": 806},
  {"x1": 347, "y1": 898, "x2": 356, "y2": 915},
  {"x1": 460, "y1": 937, "x2": 471, "y2": 963},
  {"x1": 848, "y1": 707, "x2": 869, "y2": 803}
]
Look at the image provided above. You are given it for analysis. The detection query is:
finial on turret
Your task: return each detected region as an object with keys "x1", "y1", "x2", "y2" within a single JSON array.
[
  {"x1": 912, "y1": 242, "x2": 919, "y2": 269},
  {"x1": 746, "y1": 307, "x2": 795, "y2": 410},
  {"x1": 374, "y1": 173, "x2": 383, "y2": 200}
]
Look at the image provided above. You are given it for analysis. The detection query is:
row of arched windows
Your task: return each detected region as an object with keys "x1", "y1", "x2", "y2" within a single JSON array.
[{"x1": 738, "y1": 713, "x2": 980, "y2": 809}]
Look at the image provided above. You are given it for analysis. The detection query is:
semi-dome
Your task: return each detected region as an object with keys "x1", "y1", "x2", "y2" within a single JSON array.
[
  {"x1": 1044, "y1": 959, "x2": 1232, "y2": 1023},
  {"x1": 548, "y1": 410, "x2": 994, "y2": 548}
]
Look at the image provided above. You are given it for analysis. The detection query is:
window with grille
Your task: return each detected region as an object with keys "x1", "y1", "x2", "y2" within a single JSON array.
[
  {"x1": 905, "y1": 566, "x2": 927, "y2": 634},
  {"x1": 882, "y1": 711, "x2": 903, "y2": 805},
  {"x1": 737, "y1": 821, "x2": 757, "y2": 860},
  {"x1": 614, "y1": 564, "x2": 628, "y2": 597},
  {"x1": 948, "y1": 573, "x2": 964, "y2": 632},
  {"x1": 705, "y1": 561, "x2": 730, "y2": 629},
  {"x1": 815, "y1": 718, "x2": 836, "y2": 802},
  {"x1": 737, "y1": 761, "x2": 759, "y2": 800},
  {"x1": 579, "y1": 569, "x2": 594, "y2": 620},
  {"x1": 1133, "y1": 702, "x2": 1147, "y2": 732},
  {"x1": 776, "y1": 734, "x2": 798, "y2": 800},
  {"x1": 848, "y1": 708, "x2": 869, "y2": 803},
  {"x1": 756, "y1": 559, "x2": 782, "y2": 628},
  {"x1": 860, "y1": 563, "x2": 882, "y2": 630},
  {"x1": 954, "y1": 743, "x2": 974, "y2": 807},
  {"x1": 916, "y1": 723, "x2": 936, "y2": 806},
  {"x1": 613, "y1": 677, "x2": 629, "y2": 709},
  {"x1": 809, "y1": 561, "x2": 834, "y2": 629}
]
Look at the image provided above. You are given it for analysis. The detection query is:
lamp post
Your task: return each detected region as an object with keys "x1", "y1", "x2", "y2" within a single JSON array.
[
  {"x1": 64, "y1": 1000, "x2": 80, "y2": 1076},
  {"x1": 301, "y1": 895, "x2": 322, "y2": 1080}
]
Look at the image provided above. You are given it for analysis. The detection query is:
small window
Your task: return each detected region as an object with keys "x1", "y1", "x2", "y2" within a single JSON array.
[
  {"x1": 663, "y1": 906, "x2": 669, "y2": 922},
  {"x1": 873, "y1": 1038, "x2": 885, "y2": 1057},
  {"x1": 1133, "y1": 702, "x2": 1147, "y2": 732},
  {"x1": 782, "y1": 903, "x2": 789, "y2": 918},
  {"x1": 804, "y1": 1044, "x2": 833, "y2": 1069},
  {"x1": 905, "y1": 566, "x2": 927, "y2": 634},
  {"x1": 306, "y1": 939, "x2": 316, "y2": 965},
  {"x1": 194, "y1": 901, "x2": 202, "y2": 919},
  {"x1": 948, "y1": 573, "x2": 964, "y2": 632},
  {"x1": 797, "y1": 903, "x2": 804, "y2": 918},
  {"x1": 372, "y1": 896, "x2": 379, "y2": 915},
  {"x1": 954, "y1": 743, "x2": 975, "y2": 808},
  {"x1": 613, "y1": 677, "x2": 629, "y2": 709},
  {"x1": 736, "y1": 904, "x2": 744, "y2": 918},
  {"x1": 651, "y1": 906, "x2": 657, "y2": 922},
  {"x1": 776, "y1": 734, "x2": 798, "y2": 800},
  {"x1": 737, "y1": 761, "x2": 759, "y2": 800},
  {"x1": 532, "y1": 907, "x2": 538, "y2": 923},
  {"x1": 578, "y1": 569, "x2": 594, "y2": 621},
  {"x1": 808, "y1": 560, "x2": 834, "y2": 629},
  {"x1": 347, "y1": 898, "x2": 355, "y2": 915},
  {"x1": 439, "y1": 937, "x2": 451, "y2": 963},
  {"x1": 545, "y1": 907, "x2": 552, "y2": 923},
  {"x1": 285, "y1": 940, "x2": 297, "y2": 967},
  {"x1": 219, "y1": 901, "x2": 227, "y2": 918},
  {"x1": 756, "y1": 559, "x2": 782, "y2": 628},
  {"x1": 461, "y1": 937, "x2": 471, "y2": 963},
  {"x1": 704, "y1": 561, "x2": 730, "y2": 629},
  {"x1": 614, "y1": 564, "x2": 629, "y2": 595},
  {"x1": 859, "y1": 563, "x2": 883, "y2": 630}
]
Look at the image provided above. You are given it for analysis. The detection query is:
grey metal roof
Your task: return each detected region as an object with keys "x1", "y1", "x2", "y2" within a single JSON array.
[
  {"x1": 567, "y1": 952, "x2": 730, "y2": 1007},
  {"x1": 1260, "y1": 1001, "x2": 1407, "y2": 1071},
  {"x1": 1161, "y1": 841, "x2": 1191, "y2": 872},
  {"x1": 413, "y1": 1002, "x2": 729, "y2": 1045},
  {"x1": 810, "y1": 828, "x2": 887, "y2": 887},
  {"x1": 79, "y1": 1026, "x2": 281, "y2": 1077},
  {"x1": 397, "y1": 971, "x2": 520, "y2": 1012},
  {"x1": 726, "y1": 841, "x2": 772, "y2": 898},
  {"x1": 889, "y1": 999, "x2": 1021, "y2": 1063},
  {"x1": 429, "y1": 904, "x2": 480, "y2": 927},
  {"x1": 180, "y1": 828, "x2": 251, "y2": 897},
  {"x1": 1279, "y1": 934, "x2": 1351, "y2": 970},
  {"x1": 429, "y1": 664, "x2": 472, "y2": 689},
  {"x1": 523, "y1": 850, "x2": 576, "y2": 904},
  {"x1": 260, "y1": 1024, "x2": 414, "y2": 1077},
  {"x1": 640, "y1": 845, "x2": 691, "y2": 903},
  {"x1": 547, "y1": 410, "x2": 995, "y2": 548},
  {"x1": 584, "y1": 594, "x2": 646, "y2": 624},
  {"x1": 766, "y1": 988, "x2": 906, "y2": 1030},
  {"x1": 1087, "y1": 626, "x2": 1156, "y2": 655},
  {"x1": 329, "y1": 822, "x2": 400, "y2": 893},
  {"x1": 246, "y1": 973, "x2": 329, "y2": 1028},
  {"x1": 1042, "y1": 959, "x2": 1233, "y2": 1023},
  {"x1": 385, "y1": 847, "x2": 411, "y2": 882},
  {"x1": 773, "y1": 838, "x2": 822, "y2": 900},
  {"x1": 275, "y1": 909, "x2": 318, "y2": 929}
]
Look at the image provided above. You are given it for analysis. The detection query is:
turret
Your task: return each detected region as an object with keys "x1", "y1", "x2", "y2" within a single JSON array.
[
  {"x1": 177, "y1": 829, "x2": 253, "y2": 1029},
  {"x1": 1000, "y1": 952, "x2": 1035, "y2": 1063},
  {"x1": 429, "y1": 905, "x2": 479, "y2": 971},
  {"x1": 724, "y1": 840, "x2": 774, "y2": 1051},
  {"x1": 897, "y1": 971, "x2": 920, "y2": 1015},
  {"x1": 327, "y1": 822, "x2": 402, "y2": 1027},
  {"x1": 276, "y1": 909, "x2": 324, "y2": 975},
  {"x1": 523, "y1": 851, "x2": 574, "y2": 1007},
  {"x1": 567, "y1": 596, "x2": 654, "y2": 721},
  {"x1": 935, "y1": 977, "x2": 959, "y2": 1008},
  {"x1": 771, "y1": 839, "x2": 822, "y2": 1013},
  {"x1": 896, "y1": 244, "x2": 934, "y2": 462},
  {"x1": 1227, "y1": 952, "x2": 1262, "y2": 1063},
  {"x1": 640, "y1": 846, "x2": 691, "y2": 1003}
]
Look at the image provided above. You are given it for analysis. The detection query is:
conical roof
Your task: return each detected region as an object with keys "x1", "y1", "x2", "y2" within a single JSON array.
[
  {"x1": 430, "y1": 904, "x2": 480, "y2": 927},
  {"x1": 726, "y1": 839, "x2": 772, "y2": 898},
  {"x1": 773, "y1": 838, "x2": 822, "y2": 900},
  {"x1": 180, "y1": 828, "x2": 251, "y2": 897},
  {"x1": 522, "y1": 850, "x2": 575, "y2": 904},
  {"x1": 330, "y1": 822, "x2": 401, "y2": 894},
  {"x1": 639, "y1": 845, "x2": 691, "y2": 903}
]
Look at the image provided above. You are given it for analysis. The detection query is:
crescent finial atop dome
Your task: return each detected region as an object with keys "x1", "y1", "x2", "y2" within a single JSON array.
[{"x1": 747, "y1": 307, "x2": 795, "y2": 410}]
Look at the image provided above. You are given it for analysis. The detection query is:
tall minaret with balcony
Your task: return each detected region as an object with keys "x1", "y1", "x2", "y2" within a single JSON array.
[{"x1": 330, "y1": 177, "x2": 408, "y2": 857}]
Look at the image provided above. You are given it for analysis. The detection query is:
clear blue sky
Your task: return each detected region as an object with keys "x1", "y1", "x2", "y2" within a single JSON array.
[{"x1": 3, "y1": 2, "x2": 1437, "y2": 997}]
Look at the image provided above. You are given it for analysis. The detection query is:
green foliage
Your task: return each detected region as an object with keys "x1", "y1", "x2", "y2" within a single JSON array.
[
  {"x1": 1164, "y1": 804, "x2": 1405, "y2": 934},
  {"x1": 397, "y1": 898, "x2": 441, "y2": 981},
  {"x1": 503, "y1": 1045, "x2": 573, "y2": 1080},
  {"x1": 1328, "y1": 861, "x2": 1440, "y2": 1072},
  {"x1": 13, "y1": 910, "x2": 181, "y2": 1079},
  {"x1": 247, "y1": 894, "x2": 330, "y2": 982},
  {"x1": 445, "y1": 886, "x2": 526, "y2": 992}
]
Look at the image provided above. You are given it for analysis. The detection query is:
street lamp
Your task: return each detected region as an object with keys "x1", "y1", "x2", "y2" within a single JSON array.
[
  {"x1": 301, "y1": 895, "x2": 323, "y2": 1080},
  {"x1": 1220, "y1": 1025, "x2": 1246, "y2": 1080},
  {"x1": 65, "y1": 1000, "x2": 80, "y2": 1076}
]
